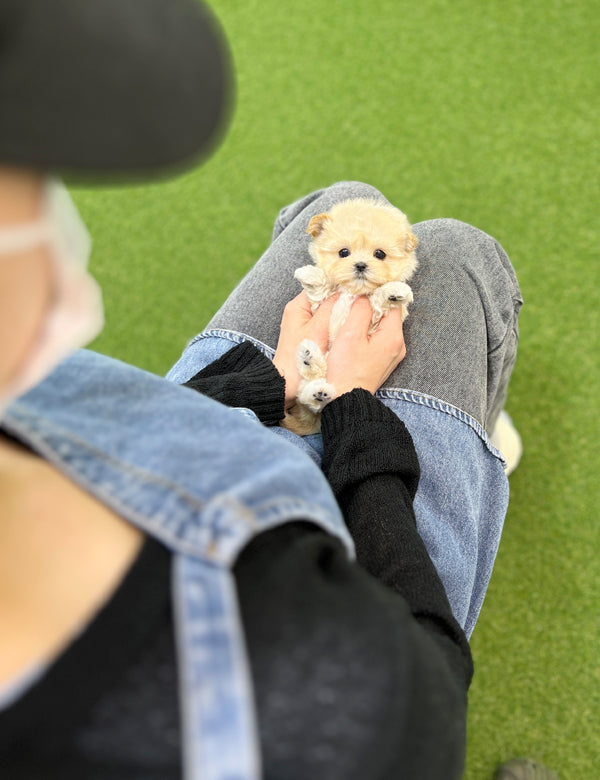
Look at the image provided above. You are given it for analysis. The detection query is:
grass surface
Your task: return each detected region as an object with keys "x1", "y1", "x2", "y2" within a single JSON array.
[{"x1": 73, "y1": 0, "x2": 599, "y2": 777}]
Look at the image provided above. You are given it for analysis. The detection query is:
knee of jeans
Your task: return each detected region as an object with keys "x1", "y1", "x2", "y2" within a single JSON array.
[
  {"x1": 413, "y1": 218, "x2": 515, "y2": 278},
  {"x1": 325, "y1": 181, "x2": 390, "y2": 203},
  {"x1": 442, "y1": 219, "x2": 520, "y2": 307},
  {"x1": 414, "y1": 217, "x2": 493, "y2": 245}
]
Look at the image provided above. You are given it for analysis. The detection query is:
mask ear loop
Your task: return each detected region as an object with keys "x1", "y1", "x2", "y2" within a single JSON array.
[
  {"x1": 0, "y1": 220, "x2": 53, "y2": 256},
  {"x1": 0, "y1": 178, "x2": 91, "y2": 263},
  {"x1": 43, "y1": 178, "x2": 92, "y2": 270}
]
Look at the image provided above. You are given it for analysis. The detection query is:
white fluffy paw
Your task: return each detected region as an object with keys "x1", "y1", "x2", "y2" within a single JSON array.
[
  {"x1": 296, "y1": 339, "x2": 327, "y2": 381},
  {"x1": 370, "y1": 282, "x2": 413, "y2": 326},
  {"x1": 294, "y1": 265, "x2": 332, "y2": 308},
  {"x1": 297, "y1": 379, "x2": 336, "y2": 412},
  {"x1": 375, "y1": 281, "x2": 413, "y2": 306}
]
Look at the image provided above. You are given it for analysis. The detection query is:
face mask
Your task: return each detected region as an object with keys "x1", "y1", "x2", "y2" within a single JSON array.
[{"x1": 0, "y1": 177, "x2": 104, "y2": 414}]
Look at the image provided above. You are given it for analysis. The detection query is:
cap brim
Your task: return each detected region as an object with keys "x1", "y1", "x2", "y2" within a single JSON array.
[{"x1": 0, "y1": 0, "x2": 233, "y2": 182}]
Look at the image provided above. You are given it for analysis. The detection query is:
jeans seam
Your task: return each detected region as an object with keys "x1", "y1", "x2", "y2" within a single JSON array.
[
  {"x1": 190, "y1": 330, "x2": 506, "y2": 464},
  {"x1": 189, "y1": 329, "x2": 275, "y2": 358}
]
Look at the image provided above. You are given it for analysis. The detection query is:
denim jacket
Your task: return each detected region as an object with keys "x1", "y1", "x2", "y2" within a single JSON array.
[
  {"x1": 3, "y1": 328, "x2": 508, "y2": 779},
  {"x1": 2, "y1": 348, "x2": 354, "y2": 780}
]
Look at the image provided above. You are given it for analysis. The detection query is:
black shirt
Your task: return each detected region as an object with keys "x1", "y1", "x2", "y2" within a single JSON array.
[{"x1": 0, "y1": 342, "x2": 472, "y2": 779}]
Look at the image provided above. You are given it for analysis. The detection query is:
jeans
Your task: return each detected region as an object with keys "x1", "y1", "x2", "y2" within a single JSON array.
[
  {"x1": 169, "y1": 181, "x2": 523, "y2": 637},
  {"x1": 206, "y1": 180, "x2": 522, "y2": 432}
]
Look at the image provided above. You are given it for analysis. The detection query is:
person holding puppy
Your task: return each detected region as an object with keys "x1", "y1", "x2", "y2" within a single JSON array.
[{"x1": 0, "y1": 2, "x2": 557, "y2": 780}]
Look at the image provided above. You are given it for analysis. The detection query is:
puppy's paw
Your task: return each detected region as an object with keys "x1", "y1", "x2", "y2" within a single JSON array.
[
  {"x1": 297, "y1": 379, "x2": 336, "y2": 412},
  {"x1": 379, "y1": 281, "x2": 413, "y2": 305},
  {"x1": 294, "y1": 265, "x2": 332, "y2": 308},
  {"x1": 370, "y1": 282, "x2": 413, "y2": 326},
  {"x1": 296, "y1": 339, "x2": 327, "y2": 380},
  {"x1": 294, "y1": 265, "x2": 326, "y2": 287}
]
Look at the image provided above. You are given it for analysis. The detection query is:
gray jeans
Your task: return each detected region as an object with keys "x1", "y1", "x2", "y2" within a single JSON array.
[{"x1": 207, "y1": 181, "x2": 523, "y2": 432}]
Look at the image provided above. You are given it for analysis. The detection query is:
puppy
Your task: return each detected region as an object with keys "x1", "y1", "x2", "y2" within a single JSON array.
[{"x1": 281, "y1": 198, "x2": 418, "y2": 436}]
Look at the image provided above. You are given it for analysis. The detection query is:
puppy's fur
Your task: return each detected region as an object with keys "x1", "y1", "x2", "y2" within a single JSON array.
[{"x1": 281, "y1": 198, "x2": 418, "y2": 435}]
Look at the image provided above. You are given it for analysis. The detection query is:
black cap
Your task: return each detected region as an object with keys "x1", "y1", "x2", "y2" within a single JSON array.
[{"x1": 0, "y1": 0, "x2": 233, "y2": 182}]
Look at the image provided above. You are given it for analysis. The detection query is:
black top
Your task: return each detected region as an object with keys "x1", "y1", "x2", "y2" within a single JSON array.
[
  {"x1": 0, "y1": 538, "x2": 179, "y2": 780},
  {"x1": 0, "y1": 342, "x2": 473, "y2": 779}
]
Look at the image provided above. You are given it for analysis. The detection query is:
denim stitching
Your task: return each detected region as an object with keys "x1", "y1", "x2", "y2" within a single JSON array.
[
  {"x1": 187, "y1": 329, "x2": 505, "y2": 464},
  {"x1": 5, "y1": 409, "x2": 212, "y2": 555},
  {"x1": 5, "y1": 404, "x2": 353, "y2": 556},
  {"x1": 9, "y1": 407, "x2": 208, "y2": 507},
  {"x1": 376, "y1": 388, "x2": 504, "y2": 462},
  {"x1": 189, "y1": 329, "x2": 275, "y2": 358}
]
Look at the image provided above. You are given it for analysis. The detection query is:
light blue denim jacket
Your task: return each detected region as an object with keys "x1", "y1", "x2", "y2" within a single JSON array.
[
  {"x1": 3, "y1": 329, "x2": 508, "y2": 780},
  {"x1": 2, "y1": 347, "x2": 354, "y2": 780}
]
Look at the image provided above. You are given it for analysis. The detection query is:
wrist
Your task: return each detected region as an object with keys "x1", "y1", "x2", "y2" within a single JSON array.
[{"x1": 331, "y1": 381, "x2": 376, "y2": 398}]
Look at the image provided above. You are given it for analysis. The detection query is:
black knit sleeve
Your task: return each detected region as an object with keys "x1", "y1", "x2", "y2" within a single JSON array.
[
  {"x1": 320, "y1": 389, "x2": 473, "y2": 683},
  {"x1": 182, "y1": 341, "x2": 286, "y2": 425}
]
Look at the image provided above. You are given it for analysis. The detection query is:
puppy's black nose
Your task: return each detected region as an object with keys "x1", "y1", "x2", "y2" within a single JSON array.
[{"x1": 354, "y1": 262, "x2": 368, "y2": 273}]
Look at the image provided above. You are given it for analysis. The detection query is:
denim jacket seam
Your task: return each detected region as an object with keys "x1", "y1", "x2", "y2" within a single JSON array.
[
  {"x1": 4, "y1": 410, "x2": 217, "y2": 555},
  {"x1": 5, "y1": 407, "x2": 354, "y2": 560},
  {"x1": 8, "y1": 407, "x2": 210, "y2": 509}
]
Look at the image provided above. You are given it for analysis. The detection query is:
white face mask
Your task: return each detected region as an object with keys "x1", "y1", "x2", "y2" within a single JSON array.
[{"x1": 0, "y1": 177, "x2": 104, "y2": 414}]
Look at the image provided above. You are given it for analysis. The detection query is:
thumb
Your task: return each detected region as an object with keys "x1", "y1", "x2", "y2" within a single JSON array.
[
  {"x1": 283, "y1": 291, "x2": 313, "y2": 326},
  {"x1": 338, "y1": 296, "x2": 374, "y2": 338},
  {"x1": 307, "y1": 293, "x2": 341, "y2": 345},
  {"x1": 311, "y1": 293, "x2": 340, "y2": 325},
  {"x1": 369, "y1": 306, "x2": 406, "y2": 358}
]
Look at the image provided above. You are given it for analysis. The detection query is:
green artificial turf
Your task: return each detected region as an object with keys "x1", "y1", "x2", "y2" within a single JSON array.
[{"x1": 72, "y1": 0, "x2": 599, "y2": 776}]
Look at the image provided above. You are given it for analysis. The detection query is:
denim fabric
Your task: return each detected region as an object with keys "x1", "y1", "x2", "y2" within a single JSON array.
[
  {"x1": 206, "y1": 181, "x2": 522, "y2": 433},
  {"x1": 2, "y1": 349, "x2": 354, "y2": 780},
  {"x1": 198, "y1": 179, "x2": 518, "y2": 644},
  {"x1": 168, "y1": 329, "x2": 509, "y2": 638}
]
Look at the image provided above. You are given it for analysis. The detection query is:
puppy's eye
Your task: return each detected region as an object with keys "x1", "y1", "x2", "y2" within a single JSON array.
[
  {"x1": 374, "y1": 249, "x2": 386, "y2": 260},
  {"x1": 338, "y1": 248, "x2": 351, "y2": 258}
]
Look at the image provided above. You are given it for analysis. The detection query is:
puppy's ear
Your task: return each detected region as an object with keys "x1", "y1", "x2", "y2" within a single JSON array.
[
  {"x1": 307, "y1": 213, "x2": 330, "y2": 238},
  {"x1": 404, "y1": 231, "x2": 418, "y2": 252}
]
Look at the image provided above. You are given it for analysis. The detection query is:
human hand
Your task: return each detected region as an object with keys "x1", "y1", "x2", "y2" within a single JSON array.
[
  {"x1": 326, "y1": 296, "x2": 406, "y2": 397},
  {"x1": 273, "y1": 291, "x2": 340, "y2": 408}
]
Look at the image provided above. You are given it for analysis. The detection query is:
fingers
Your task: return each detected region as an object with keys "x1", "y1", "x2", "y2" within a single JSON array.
[
  {"x1": 321, "y1": 297, "x2": 407, "y2": 396},
  {"x1": 282, "y1": 291, "x2": 312, "y2": 323},
  {"x1": 305, "y1": 294, "x2": 336, "y2": 341},
  {"x1": 338, "y1": 297, "x2": 404, "y2": 347},
  {"x1": 311, "y1": 292, "x2": 340, "y2": 322},
  {"x1": 370, "y1": 305, "x2": 405, "y2": 352},
  {"x1": 335, "y1": 296, "x2": 373, "y2": 340},
  {"x1": 284, "y1": 292, "x2": 405, "y2": 360}
]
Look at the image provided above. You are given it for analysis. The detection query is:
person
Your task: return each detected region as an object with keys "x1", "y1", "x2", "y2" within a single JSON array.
[{"x1": 0, "y1": 2, "x2": 559, "y2": 779}]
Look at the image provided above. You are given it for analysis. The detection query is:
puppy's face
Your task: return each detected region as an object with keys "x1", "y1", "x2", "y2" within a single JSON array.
[{"x1": 307, "y1": 199, "x2": 418, "y2": 296}]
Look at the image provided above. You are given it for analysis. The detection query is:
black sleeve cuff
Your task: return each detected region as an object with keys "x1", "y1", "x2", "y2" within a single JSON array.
[
  {"x1": 183, "y1": 341, "x2": 286, "y2": 426},
  {"x1": 321, "y1": 389, "x2": 420, "y2": 501}
]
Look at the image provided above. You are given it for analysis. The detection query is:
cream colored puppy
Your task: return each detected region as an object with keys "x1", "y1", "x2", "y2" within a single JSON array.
[{"x1": 282, "y1": 198, "x2": 418, "y2": 435}]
